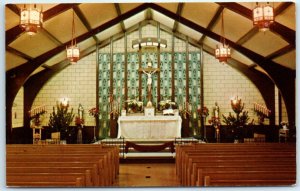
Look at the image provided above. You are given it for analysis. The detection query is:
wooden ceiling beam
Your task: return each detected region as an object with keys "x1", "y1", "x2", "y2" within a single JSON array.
[
  {"x1": 6, "y1": 4, "x2": 20, "y2": 16},
  {"x1": 198, "y1": 6, "x2": 224, "y2": 44},
  {"x1": 266, "y1": 44, "x2": 294, "y2": 60},
  {"x1": 216, "y1": 2, "x2": 295, "y2": 47},
  {"x1": 114, "y1": 3, "x2": 126, "y2": 32},
  {"x1": 149, "y1": 3, "x2": 295, "y2": 123},
  {"x1": 73, "y1": 5, "x2": 99, "y2": 43},
  {"x1": 6, "y1": 4, "x2": 78, "y2": 46},
  {"x1": 275, "y1": 2, "x2": 293, "y2": 15},
  {"x1": 6, "y1": 46, "x2": 33, "y2": 61},
  {"x1": 172, "y1": 3, "x2": 184, "y2": 32},
  {"x1": 40, "y1": 28, "x2": 63, "y2": 46},
  {"x1": 236, "y1": 27, "x2": 258, "y2": 45},
  {"x1": 145, "y1": 8, "x2": 152, "y2": 20},
  {"x1": 203, "y1": 44, "x2": 275, "y2": 124},
  {"x1": 7, "y1": 3, "x2": 149, "y2": 105}
]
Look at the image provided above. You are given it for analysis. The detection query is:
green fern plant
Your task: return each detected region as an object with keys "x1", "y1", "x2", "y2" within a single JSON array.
[{"x1": 48, "y1": 103, "x2": 75, "y2": 138}]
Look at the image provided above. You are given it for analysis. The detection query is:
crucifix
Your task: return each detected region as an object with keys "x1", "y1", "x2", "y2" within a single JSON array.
[{"x1": 139, "y1": 59, "x2": 160, "y2": 107}]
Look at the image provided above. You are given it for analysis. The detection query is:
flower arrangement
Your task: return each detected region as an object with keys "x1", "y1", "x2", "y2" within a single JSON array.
[
  {"x1": 197, "y1": 106, "x2": 209, "y2": 118},
  {"x1": 208, "y1": 116, "x2": 221, "y2": 127},
  {"x1": 127, "y1": 99, "x2": 143, "y2": 112},
  {"x1": 89, "y1": 107, "x2": 99, "y2": 117},
  {"x1": 158, "y1": 100, "x2": 178, "y2": 111},
  {"x1": 75, "y1": 116, "x2": 84, "y2": 126}
]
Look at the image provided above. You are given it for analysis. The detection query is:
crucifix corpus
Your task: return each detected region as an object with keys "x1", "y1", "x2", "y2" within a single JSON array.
[{"x1": 139, "y1": 60, "x2": 160, "y2": 107}]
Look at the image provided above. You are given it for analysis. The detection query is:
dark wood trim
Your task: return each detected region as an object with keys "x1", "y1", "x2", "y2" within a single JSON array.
[
  {"x1": 185, "y1": 36, "x2": 189, "y2": 103},
  {"x1": 138, "y1": 23, "x2": 142, "y2": 101},
  {"x1": 40, "y1": 28, "x2": 63, "y2": 46},
  {"x1": 23, "y1": 45, "x2": 97, "y2": 134},
  {"x1": 148, "y1": 3, "x2": 295, "y2": 124},
  {"x1": 248, "y1": 63, "x2": 257, "y2": 69},
  {"x1": 198, "y1": 6, "x2": 224, "y2": 44},
  {"x1": 157, "y1": 46, "x2": 161, "y2": 103},
  {"x1": 266, "y1": 44, "x2": 294, "y2": 60},
  {"x1": 6, "y1": 46, "x2": 33, "y2": 61},
  {"x1": 171, "y1": 34, "x2": 175, "y2": 102},
  {"x1": 172, "y1": 2, "x2": 184, "y2": 32},
  {"x1": 114, "y1": 3, "x2": 126, "y2": 32},
  {"x1": 200, "y1": 45, "x2": 204, "y2": 134},
  {"x1": 73, "y1": 5, "x2": 98, "y2": 43},
  {"x1": 43, "y1": 4, "x2": 80, "y2": 21},
  {"x1": 138, "y1": 48, "x2": 142, "y2": 101},
  {"x1": 145, "y1": 8, "x2": 152, "y2": 20},
  {"x1": 96, "y1": 44, "x2": 100, "y2": 136},
  {"x1": 109, "y1": 37, "x2": 114, "y2": 95},
  {"x1": 236, "y1": 27, "x2": 258, "y2": 45},
  {"x1": 278, "y1": 91, "x2": 282, "y2": 124},
  {"x1": 6, "y1": 3, "x2": 149, "y2": 124},
  {"x1": 216, "y1": 2, "x2": 295, "y2": 47},
  {"x1": 275, "y1": 2, "x2": 293, "y2": 15},
  {"x1": 6, "y1": 4, "x2": 20, "y2": 16},
  {"x1": 124, "y1": 32, "x2": 128, "y2": 102},
  {"x1": 6, "y1": 4, "x2": 78, "y2": 46},
  {"x1": 157, "y1": 23, "x2": 161, "y2": 103}
]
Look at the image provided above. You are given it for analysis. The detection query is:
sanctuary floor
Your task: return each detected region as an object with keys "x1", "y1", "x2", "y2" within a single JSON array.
[{"x1": 114, "y1": 163, "x2": 180, "y2": 187}]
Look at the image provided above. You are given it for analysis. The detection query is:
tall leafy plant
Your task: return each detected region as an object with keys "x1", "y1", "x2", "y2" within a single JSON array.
[{"x1": 48, "y1": 103, "x2": 75, "y2": 139}]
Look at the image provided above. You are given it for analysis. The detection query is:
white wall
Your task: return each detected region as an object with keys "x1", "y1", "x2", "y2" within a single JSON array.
[
  {"x1": 30, "y1": 40, "x2": 287, "y2": 127},
  {"x1": 32, "y1": 53, "x2": 97, "y2": 126},
  {"x1": 203, "y1": 52, "x2": 267, "y2": 125}
]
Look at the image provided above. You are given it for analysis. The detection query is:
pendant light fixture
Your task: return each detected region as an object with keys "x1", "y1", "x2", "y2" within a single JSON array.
[
  {"x1": 66, "y1": 8, "x2": 80, "y2": 64},
  {"x1": 20, "y1": 4, "x2": 43, "y2": 35},
  {"x1": 253, "y1": 2, "x2": 274, "y2": 32},
  {"x1": 215, "y1": 10, "x2": 231, "y2": 64}
]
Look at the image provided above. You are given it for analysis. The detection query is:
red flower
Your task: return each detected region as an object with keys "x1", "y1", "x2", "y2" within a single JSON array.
[
  {"x1": 197, "y1": 106, "x2": 209, "y2": 117},
  {"x1": 75, "y1": 116, "x2": 84, "y2": 126},
  {"x1": 89, "y1": 107, "x2": 99, "y2": 117}
]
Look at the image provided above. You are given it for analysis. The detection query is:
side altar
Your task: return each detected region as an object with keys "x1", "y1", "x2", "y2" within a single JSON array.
[{"x1": 117, "y1": 115, "x2": 182, "y2": 139}]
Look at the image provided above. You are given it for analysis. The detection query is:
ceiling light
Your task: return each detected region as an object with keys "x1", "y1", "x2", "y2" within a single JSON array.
[
  {"x1": 132, "y1": 37, "x2": 167, "y2": 49},
  {"x1": 253, "y1": 2, "x2": 274, "y2": 32},
  {"x1": 66, "y1": 9, "x2": 80, "y2": 64},
  {"x1": 20, "y1": 4, "x2": 43, "y2": 35},
  {"x1": 215, "y1": 10, "x2": 230, "y2": 63}
]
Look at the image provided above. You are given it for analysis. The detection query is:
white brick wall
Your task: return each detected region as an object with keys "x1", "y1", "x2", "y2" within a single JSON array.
[
  {"x1": 32, "y1": 53, "x2": 97, "y2": 126},
  {"x1": 12, "y1": 87, "x2": 24, "y2": 128},
  {"x1": 203, "y1": 52, "x2": 267, "y2": 125},
  {"x1": 30, "y1": 37, "x2": 285, "y2": 127}
]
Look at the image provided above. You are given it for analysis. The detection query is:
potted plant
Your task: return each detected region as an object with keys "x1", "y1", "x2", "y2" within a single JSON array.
[
  {"x1": 222, "y1": 97, "x2": 250, "y2": 143},
  {"x1": 48, "y1": 102, "x2": 75, "y2": 142}
]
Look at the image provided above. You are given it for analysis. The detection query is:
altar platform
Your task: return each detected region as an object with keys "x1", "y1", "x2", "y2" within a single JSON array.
[{"x1": 97, "y1": 137, "x2": 202, "y2": 160}]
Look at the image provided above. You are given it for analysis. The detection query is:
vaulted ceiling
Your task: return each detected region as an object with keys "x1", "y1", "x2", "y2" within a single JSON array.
[{"x1": 6, "y1": 2, "x2": 295, "y2": 76}]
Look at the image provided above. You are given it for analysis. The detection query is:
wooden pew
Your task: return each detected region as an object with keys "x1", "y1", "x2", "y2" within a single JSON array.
[
  {"x1": 199, "y1": 169, "x2": 296, "y2": 186},
  {"x1": 175, "y1": 143, "x2": 296, "y2": 187},
  {"x1": 6, "y1": 144, "x2": 120, "y2": 187},
  {"x1": 7, "y1": 172, "x2": 92, "y2": 187}
]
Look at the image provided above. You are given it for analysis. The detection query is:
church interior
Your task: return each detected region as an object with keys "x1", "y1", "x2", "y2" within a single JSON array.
[{"x1": 5, "y1": 1, "x2": 296, "y2": 188}]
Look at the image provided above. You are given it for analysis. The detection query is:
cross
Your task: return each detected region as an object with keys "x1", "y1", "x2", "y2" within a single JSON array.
[{"x1": 138, "y1": 64, "x2": 160, "y2": 107}]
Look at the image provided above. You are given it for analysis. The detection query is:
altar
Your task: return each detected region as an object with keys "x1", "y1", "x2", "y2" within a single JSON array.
[{"x1": 117, "y1": 115, "x2": 182, "y2": 139}]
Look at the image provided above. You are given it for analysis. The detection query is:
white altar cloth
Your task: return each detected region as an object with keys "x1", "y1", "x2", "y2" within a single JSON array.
[{"x1": 117, "y1": 116, "x2": 182, "y2": 139}]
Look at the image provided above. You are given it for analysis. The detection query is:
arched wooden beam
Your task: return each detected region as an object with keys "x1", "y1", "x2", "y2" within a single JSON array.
[
  {"x1": 23, "y1": 46, "x2": 97, "y2": 131},
  {"x1": 6, "y1": 3, "x2": 295, "y2": 141},
  {"x1": 148, "y1": 2, "x2": 295, "y2": 125},
  {"x1": 203, "y1": 45, "x2": 275, "y2": 125},
  {"x1": 6, "y1": 3, "x2": 150, "y2": 141}
]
